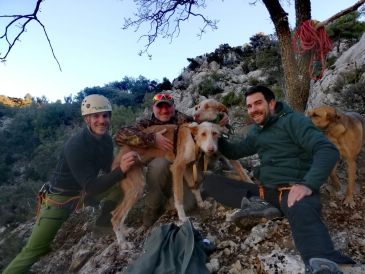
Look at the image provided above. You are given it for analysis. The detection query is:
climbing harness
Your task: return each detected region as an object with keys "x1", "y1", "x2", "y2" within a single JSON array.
[
  {"x1": 259, "y1": 185, "x2": 293, "y2": 205},
  {"x1": 36, "y1": 184, "x2": 85, "y2": 222}
]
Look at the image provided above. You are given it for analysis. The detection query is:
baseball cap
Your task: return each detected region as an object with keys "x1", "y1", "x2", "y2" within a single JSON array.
[{"x1": 153, "y1": 93, "x2": 174, "y2": 106}]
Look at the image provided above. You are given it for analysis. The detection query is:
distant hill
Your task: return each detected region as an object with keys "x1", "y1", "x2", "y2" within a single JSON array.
[{"x1": 0, "y1": 94, "x2": 32, "y2": 107}]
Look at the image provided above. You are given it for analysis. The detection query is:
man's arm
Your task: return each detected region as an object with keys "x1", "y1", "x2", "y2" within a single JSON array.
[
  {"x1": 65, "y1": 145, "x2": 140, "y2": 195},
  {"x1": 114, "y1": 119, "x2": 156, "y2": 148},
  {"x1": 218, "y1": 134, "x2": 257, "y2": 160},
  {"x1": 287, "y1": 114, "x2": 339, "y2": 191}
]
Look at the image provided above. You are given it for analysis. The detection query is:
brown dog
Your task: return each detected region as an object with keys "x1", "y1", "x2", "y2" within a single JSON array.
[
  {"x1": 193, "y1": 99, "x2": 254, "y2": 184},
  {"x1": 308, "y1": 105, "x2": 365, "y2": 207},
  {"x1": 111, "y1": 122, "x2": 224, "y2": 247}
]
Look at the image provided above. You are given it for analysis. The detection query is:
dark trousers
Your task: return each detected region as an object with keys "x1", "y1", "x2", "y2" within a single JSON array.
[
  {"x1": 201, "y1": 174, "x2": 355, "y2": 265},
  {"x1": 145, "y1": 158, "x2": 196, "y2": 211}
]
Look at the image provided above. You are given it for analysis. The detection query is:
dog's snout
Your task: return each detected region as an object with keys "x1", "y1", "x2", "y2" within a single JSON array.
[{"x1": 206, "y1": 145, "x2": 216, "y2": 154}]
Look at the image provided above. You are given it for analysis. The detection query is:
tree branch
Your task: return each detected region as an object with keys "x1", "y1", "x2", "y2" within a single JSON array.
[
  {"x1": 315, "y1": 0, "x2": 365, "y2": 29},
  {"x1": 0, "y1": 0, "x2": 62, "y2": 71},
  {"x1": 123, "y1": 0, "x2": 218, "y2": 55}
]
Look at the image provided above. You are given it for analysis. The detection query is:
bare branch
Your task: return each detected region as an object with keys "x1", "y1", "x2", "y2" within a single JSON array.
[
  {"x1": 35, "y1": 18, "x2": 62, "y2": 71},
  {"x1": 123, "y1": 0, "x2": 218, "y2": 55},
  {"x1": 315, "y1": 0, "x2": 365, "y2": 29},
  {"x1": 0, "y1": 0, "x2": 62, "y2": 71}
]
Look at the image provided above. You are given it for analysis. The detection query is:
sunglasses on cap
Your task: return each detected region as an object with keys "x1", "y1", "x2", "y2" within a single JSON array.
[{"x1": 153, "y1": 93, "x2": 174, "y2": 104}]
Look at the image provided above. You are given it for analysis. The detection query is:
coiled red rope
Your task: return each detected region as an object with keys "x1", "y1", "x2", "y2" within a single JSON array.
[{"x1": 292, "y1": 20, "x2": 333, "y2": 80}]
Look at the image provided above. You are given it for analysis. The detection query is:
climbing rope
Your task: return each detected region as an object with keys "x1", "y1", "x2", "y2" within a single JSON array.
[
  {"x1": 292, "y1": 20, "x2": 333, "y2": 80},
  {"x1": 35, "y1": 185, "x2": 85, "y2": 222}
]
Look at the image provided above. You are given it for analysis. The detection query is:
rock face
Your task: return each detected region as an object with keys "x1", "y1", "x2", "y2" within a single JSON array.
[
  {"x1": 308, "y1": 33, "x2": 365, "y2": 113},
  {"x1": 1, "y1": 38, "x2": 365, "y2": 273},
  {"x1": 2, "y1": 189, "x2": 364, "y2": 274}
]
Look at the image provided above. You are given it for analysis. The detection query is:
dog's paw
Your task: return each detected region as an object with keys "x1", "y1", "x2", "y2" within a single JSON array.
[
  {"x1": 122, "y1": 226, "x2": 134, "y2": 236},
  {"x1": 343, "y1": 197, "x2": 356, "y2": 208},
  {"x1": 119, "y1": 241, "x2": 134, "y2": 250},
  {"x1": 200, "y1": 200, "x2": 212, "y2": 209},
  {"x1": 176, "y1": 216, "x2": 189, "y2": 226},
  {"x1": 179, "y1": 216, "x2": 188, "y2": 223}
]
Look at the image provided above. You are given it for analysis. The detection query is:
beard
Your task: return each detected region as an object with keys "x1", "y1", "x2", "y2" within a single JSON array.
[{"x1": 250, "y1": 111, "x2": 267, "y2": 125}]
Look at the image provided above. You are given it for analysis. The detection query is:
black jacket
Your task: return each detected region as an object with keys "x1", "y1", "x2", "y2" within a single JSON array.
[{"x1": 50, "y1": 127, "x2": 123, "y2": 195}]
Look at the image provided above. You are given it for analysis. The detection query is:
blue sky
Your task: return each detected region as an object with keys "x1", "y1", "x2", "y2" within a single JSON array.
[{"x1": 0, "y1": 0, "x2": 360, "y2": 102}]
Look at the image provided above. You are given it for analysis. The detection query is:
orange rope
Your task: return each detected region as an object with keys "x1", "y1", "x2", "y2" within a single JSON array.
[
  {"x1": 292, "y1": 20, "x2": 333, "y2": 80},
  {"x1": 277, "y1": 187, "x2": 292, "y2": 205},
  {"x1": 259, "y1": 185, "x2": 265, "y2": 200},
  {"x1": 36, "y1": 194, "x2": 83, "y2": 222}
]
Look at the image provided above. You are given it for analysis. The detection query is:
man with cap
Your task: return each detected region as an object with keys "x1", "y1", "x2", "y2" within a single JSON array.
[
  {"x1": 4, "y1": 94, "x2": 139, "y2": 274},
  {"x1": 115, "y1": 92, "x2": 198, "y2": 227}
]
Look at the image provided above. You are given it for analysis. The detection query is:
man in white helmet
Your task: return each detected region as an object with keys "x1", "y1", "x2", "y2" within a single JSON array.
[{"x1": 4, "y1": 94, "x2": 139, "y2": 274}]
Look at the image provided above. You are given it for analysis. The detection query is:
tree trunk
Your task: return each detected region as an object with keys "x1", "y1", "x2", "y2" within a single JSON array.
[{"x1": 262, "y1": 0, "x2": 312, "y2": 112}]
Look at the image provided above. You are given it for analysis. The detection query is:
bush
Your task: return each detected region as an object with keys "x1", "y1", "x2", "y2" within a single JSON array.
[
  {"x1": 270, "y1": 84, "x2": 285, "y2": 101},
  {"x1": 222, "y1": 91, "x2": 243, "y2": 107},
  {"x1": 26, "y1": 137, "x2": 67, "y2": 181},
  {"x1": 198, "y1": 73, "x2": 224, "y2": 97},
  {"x1": 326, "y1": 55, "x2": 337, "y2": 68},
  {"x1": 198, "y1": 78, "x2": 223, "y2": 97},
  {"x1": 0, "y1": 180, "x2": 42, "y2": 226},
  {"x1": 248, "y1": 77, "x2": 260, "y2": 86},
  {"x1": 111, "y1": 105, "x2": 141, "y2": 134}
]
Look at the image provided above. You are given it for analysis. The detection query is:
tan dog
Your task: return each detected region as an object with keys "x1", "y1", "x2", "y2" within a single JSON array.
[
  {"x1": 111, "y1": 122, "x2": 224, "y2": 247},
  {"x1": 308, "y1": 105, "x2": 365, "y2": 207},
  {"x1": 193, "y1": 99, "x2": 254, "y2": 184}
]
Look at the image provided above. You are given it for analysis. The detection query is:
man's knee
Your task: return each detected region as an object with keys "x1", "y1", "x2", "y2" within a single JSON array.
[
  {"x1": 146, "y1": 158, "x2": 172, "y2": 192},
  {"x1": 285, "y1": 194, "x2": 322, "y2": 229},
  {"x1": 147, "y1": 158, "x2": 171, "y2": 178}
]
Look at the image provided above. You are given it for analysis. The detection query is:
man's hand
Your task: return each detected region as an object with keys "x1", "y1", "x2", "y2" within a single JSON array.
[
  {"x1": 120, "y1": 151, "x2": 140, "y2": 173},
  {"x1": 287, "y1": 184, "x2": 312, "y2": 207},
  {"x1": 155, "y1": 129, "x2": 173, "y2": 151},
  {"x1": 219, "y1": 112, "x2": 229, "y2": 127}
]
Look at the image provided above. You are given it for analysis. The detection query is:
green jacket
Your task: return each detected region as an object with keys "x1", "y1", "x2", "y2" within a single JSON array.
[{"x1": 219, "y1": 101, "x2": 339, "y2": 191}]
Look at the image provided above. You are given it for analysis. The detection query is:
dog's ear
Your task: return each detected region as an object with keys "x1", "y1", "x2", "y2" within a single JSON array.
[
  {"x1": 326, "y1": 108, "x2": 340, "y2": 123},
  {"x1": 188, "y1": 122, "x2": 199, "y2": 136},
  {"x1": 217, "y1": 103, "x2": 228, "y2": 114}
]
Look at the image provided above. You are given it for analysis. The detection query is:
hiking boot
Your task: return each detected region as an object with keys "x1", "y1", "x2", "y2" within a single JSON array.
[
  {"x1": 305, "y1": 258, "x2": 343, "y2": 274},
  {"x1": 227, "y1": 196, "x2": 281, "y2": 228},
  {"x1": 91, "y1": 224, "x2": 115, "y2": 237},
  {"x1": 143, "y1": 206, "x2": 163, "y2": 227},
  {"x1": 95, "y1": 200, "x2": 117, "y2": 227},
  {"x1": 200, "y1": 239, "x2": 216, "y2": 255}
]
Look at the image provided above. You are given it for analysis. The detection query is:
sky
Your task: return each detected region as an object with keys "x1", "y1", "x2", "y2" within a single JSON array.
[{"x1": 0, "y1": 0, "x2": 361, "y2": 102}]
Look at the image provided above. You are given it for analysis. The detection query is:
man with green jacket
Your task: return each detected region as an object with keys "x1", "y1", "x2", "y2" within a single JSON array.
[
  {"x1": 3, "y1": 94, "x2": 139, "y2": 274},
  {"x1": 202, "y1": 85, "x2": 355, "y2": 274}
]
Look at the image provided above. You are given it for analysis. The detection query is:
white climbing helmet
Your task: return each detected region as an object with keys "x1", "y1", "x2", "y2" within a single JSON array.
[{"x1": 81, "y1": 94, "x2": 112, "y2": 116}]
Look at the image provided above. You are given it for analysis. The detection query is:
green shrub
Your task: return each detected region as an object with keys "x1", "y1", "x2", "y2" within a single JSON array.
[
  {"x1": 0, "y1": 180, "x2": 42, "y2": 226},
  {"x1": 326, "y1": 55, "x2": 337, "y2": 68},
  {"x1": 111, "y1": 105, "x2": 141, "y2": 135},
  {"x1": 26, "y1": 137, "x2": 66, "y2": 181},
  {"x1": 270, "y1": 84, "x2": 285, "y2": 101},
  {"x1": 198, "y1": 78, "x2": 223, "y2": 97},
  {"x1": 331, "y1": 65, "x2": 365, "y2": 92},
  {"x1": 248, "y1": 77, "x2": 260, "y2": 86},
  {"x1": 222, "y1": 91, "x2": 243, "y2": 107}
]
